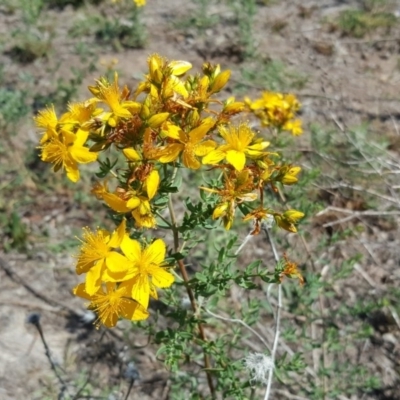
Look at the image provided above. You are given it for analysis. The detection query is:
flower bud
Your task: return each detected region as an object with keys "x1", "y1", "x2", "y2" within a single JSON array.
[
  {"x1": 283, "y1": 209, "x2": 304, "y2": 223},
  {"x1": 147, "y1": 112, "x2": 169, "y2": 128},
  {"x1": 168, "y1": 60, "x2": 192, "y2": 76},
  {"x1": 210, "y1": 70, "x2": 231, "y2": 93}
]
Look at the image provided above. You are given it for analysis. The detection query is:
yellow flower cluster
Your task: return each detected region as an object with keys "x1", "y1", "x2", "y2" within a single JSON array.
[
  {"x1": 35, "y1": 104, "x2": 98, "y2": 182},
  {"x1": 74, "y1": 219, "x2": 174, "y2": 327},
  {"x1": 244, "y1": 92, "x2": 303, "y2": 136},
  {"x1": 35, "y1": 54, "x2": 304, "y2": 327},
  {"x1": 112, "y1": 0, "x2": 146, "y2": 6}
]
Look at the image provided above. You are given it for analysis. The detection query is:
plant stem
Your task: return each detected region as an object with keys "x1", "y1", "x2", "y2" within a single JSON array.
[
  {"x1": 263, "y1": 227, "x2": 282, "y2": 400},
  {"x1": 167, "y1": 177, "x2": 216, "y2": 398}
]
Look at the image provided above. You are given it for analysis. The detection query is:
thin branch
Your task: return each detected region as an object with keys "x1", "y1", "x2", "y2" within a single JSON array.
[
  {"x1": 205, "y1": 308, "x2": 271, "y2": 351},
  {"x1": 0, "y1": 256, "x2": 81, "y2": 317},
  {"x1": 27, "y1": 314, "x2": 69, "y2": 399},
  {"x1": 314, "y1": 182, "x2": 400, "y2": 206},
  {"x1": 235, "y1": 232, "x2": 254, "y2": 255},
  {"x1": 263, "y1": 228, "x2": 281, "y2": 400},
  {"x1": 320, "y1": 209, "x2": 400, "y2": 228}
]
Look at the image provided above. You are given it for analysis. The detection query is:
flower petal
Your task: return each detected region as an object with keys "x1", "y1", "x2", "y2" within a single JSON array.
[
  {"x1": 85, "y1": 260, "x2": 104, "y2": 295},
  {"x1": 108, "y1": 219, "x2": 126, "y2": 248},
  {"x1": 143, "y1": 239, "x2": 166, "y2": 266},
  {"x1": 120, "y1": 299, "x2": 149, "y2": 321},
  {"x1": 103, "y1": 192, "x2": 132, "y2": 213},
  {"x1": 70, "y1": 145, "x2": 97, "y2": 164},
  {"x1": 73, "y1": 282, "x2": 92, "y2": 300},
  {"x1": 65, "y1": 161, "x2": 80, "y2": 183},
  {"x1": 161, "y1": 123, "x2": 181, "y2": 140},
  {"x1": 194, "y1": 140, "x2": 216, "y2": 157},
  {"x1": 120, "y1": 235, "x2": 142, "y2": 263},
  {"x1": 123, "y1": 147, "x2": 141, "y2": 161},
  {"x1": 131, "y1": 275, "x2": 150, "y2": 309},
  {"x1": 126, "y1": 196, "x2": 141, "y2": 209},
  {"x1": 188, "y1": 118, "x2": 214, "y2": 143},
  {"x1": 226, "y1": 150, "x2": 246, "y2": 171},
  {"x1": 202, "y1": 149, "x2": 225, "y2": 165},
  {"x1": 182, "y1": 148, "x2": 200, "y2": 169},
  {"x1": 146, "y1": 170, "x2": 160, "y2": 200},
  {"x1": 106, "y1": 251, "x2": 130, "y2": 273},
  {"x1": 149, "y1": 266, "x2": 175, "y2": 289},
  {"x1": 158, "y1": 143, "x2": 184, "y2": 163},
  {"x1": 168, "y1": 60, "x2": 192, "y2": 76}
]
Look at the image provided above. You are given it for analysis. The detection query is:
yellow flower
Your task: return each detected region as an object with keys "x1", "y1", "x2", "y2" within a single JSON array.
[
  {"x1": 98, "y1": 170, "x2": 160, "y2": 228},
  {"x1": 75, "y1": 220, "x2": 126, "y2": 295},
  {"x1": 245, "y1": 92, "x2": 302, "y2": 135},
  {"x1": 201, "y1": 169, "x2": 257, "y2": 230},
  {"x1": 284, "y1": 119, "x2": 303, "y2": 136},
  {"x1": 279, "y1": 165, "x2": 301, "y2": 185},
  {"x1": 243, "y1": 207, "x2": 272, "y2": 235},
  {"x1": 274, "y1": 209, "x2": 304, "y2": 233},
  {"x1": 89, "y1": 72, "x2": 138, "y2": 127},
  {"x1": 202, "y1": 123, "x2": 269, "y2": 171},
  {"x1": 158, "y1": 118, "x2": 216, "y2": 169},
  {"x1": 40, "y1": 129, "x2": 97, "y2": 182},
  {"x1": 223, "y1": 97, "x2": 245, "y2": 116},
  {"x1": 65, "y1": 100, "x2": 98, "y2": 128},
  {"x1": 210, "y1": 69, "x2": 231, "y2": 94},
  {"x1": 279, "y1": 254, "x2": 304, "y2": 285},
  {"x1": 135, "y1": 55, "x2": 192, "y2": 99},
  {"x1": 112, "y1": 0, "x2": 146, "y2": 7},
  {"x1": 34, "y1": 105, "x2": 58, "y2": 143},
  {"x1": 122, "y1": 128, "x2": 163, "y2": 162},
  {"x1": 73, "y1": 282, "x2": 149, "y2": 328},
  {"x1": 132, "y1": 208, "x2": 157, "y2": 229},
  {"x1": 105, "y1": 237, "x2": 174, "y2": 309}
]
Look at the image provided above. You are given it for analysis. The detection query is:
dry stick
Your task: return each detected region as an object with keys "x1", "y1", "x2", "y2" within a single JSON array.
[
  {"x1": 0, "y1": 256, "x2": 124, "y2": 344},
  {"x1": 124, "y1": 378, "x2": 135, "y2": 400},
  {"x1": 205, "y1": 308, "x2": 271, "y2": 351},
  {"x1": 28, "y1": 314, "x2": 69, "y2": 400},
  {"x1": 320, "y1": 209, "x2": 400, "y2": 228},
  {"x1": 167, "y1": 193, "x2": 215, "y2": 398},
  {"x1": 263, "y1": 227, "x2": 282, "y2": 400},
  {"x1": 314, "y1": 181, "x2": 400, "y2": 206},
  {"x1": 0, "y1": 256, "x2": 79, "y2": 316},
  {"x1": 72, "y1": 331, "x2": 107, "y2": 400}
]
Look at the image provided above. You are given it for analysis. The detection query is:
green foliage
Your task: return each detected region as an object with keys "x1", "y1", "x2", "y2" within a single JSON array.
[
  {"x1": 0, "y1": 87, "x2": 30, "y2": 130},
  {"x1": 69, "y1": 3, "x2": 146, "y2": 49},
  {"x1": 227, "y1": 0, "x2": 257, "y2": 59},
  {"x1": 5, "y1": 0, "x2": 54, "y2": 63},
  {"x1": 34, "y1": 70, "x2": 87, "y2": 111},
  {"x1": 174, "y1": 0, "x2": 220, "y2": 32},
  {"x1": 336, "y1": 8, "x2": 396, "y2": 38},
  {"x1": 1, "y1": 211, "x2": 28, "y2": 251},
  {"x1": 237, "y1": 60, "x2": 308, "y2": 93}
]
